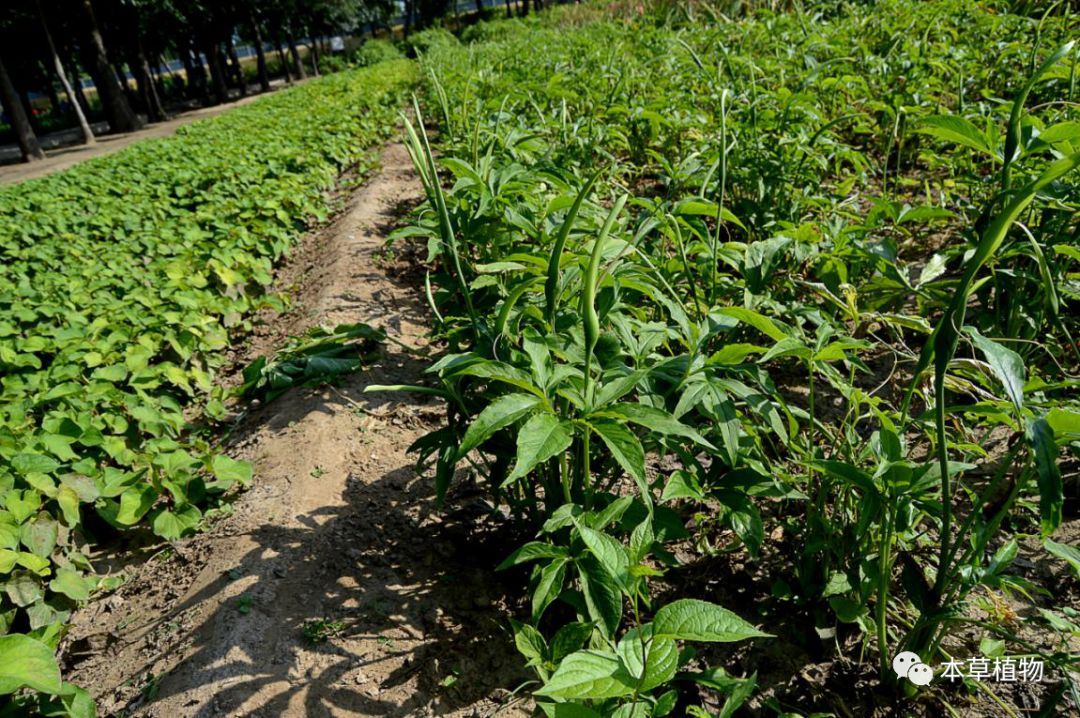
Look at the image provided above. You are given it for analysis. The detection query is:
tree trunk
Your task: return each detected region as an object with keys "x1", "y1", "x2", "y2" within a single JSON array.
[
  {"x1": 287, "y1": 36, "x2": 306, "y2": 80},
  {"x1": 225, "y1": 37, "x2": 246, "y2": 96},
  {"x1": 505, "y1": 0, "x2": 513, "y2": 18},
  {"x1": 38, "y1": 0, "x2": 95, "y2": 144},
  {"x1": 250, "y1": 13, "x2": 271, "y2": 92},
  {"x1": 80, "y1": 0, "x2": 142, "y2": 132},
  {"x1": 70, "y1": 59, "x2": 93, "y2": 116},
  {"x1": 150, "y1": 57, "x2": 167, "y2": 103},
  {"x1": 180, "y1": 41, "x2": 205, "y2": 101},
  {"x1": 138, "y1": 51, "x2": 166, "y2": 121},
  {"x1": 277, "y1": 47, "x2": 291, "y2": 83},
  {"x1": 125, "y1": 46, "x2": 162, "y2": 122},
  {"x1": 273, "y1": 32, "x2": 292, "y2": 84},
  {"x1": 309, "y1": 38, "x2": 320, "y2": 77},
  {"x1": 203, "y1": 41, "x2": 229, "y2": 105},
  {"x1": 0, "y1": 54, "x2": 46, "y2": 162}
]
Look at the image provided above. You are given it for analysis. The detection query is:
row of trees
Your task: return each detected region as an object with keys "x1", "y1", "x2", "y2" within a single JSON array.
[{"x1": 0, "y1": 0, "x2": 409, "y2": 163}]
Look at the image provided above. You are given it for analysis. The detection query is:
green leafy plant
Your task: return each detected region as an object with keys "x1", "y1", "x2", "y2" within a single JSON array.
[
  {"x1": 238, "y1": 322, "x2": 385, "y2": 402},
  {"x1": 388, "y1": 2, "x2": 1080, "y2": 714},
  {"x1": 0, "y1": 60, "x2": 417, "y2": 714}
]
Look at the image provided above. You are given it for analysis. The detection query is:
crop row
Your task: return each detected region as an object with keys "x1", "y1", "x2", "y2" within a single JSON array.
[
  {"x1": 394, "y1": 2, "x2": 1080, "y2": 715},
  {"x1": 0, "y1": 60, "x2": 417, "y2": 714}
]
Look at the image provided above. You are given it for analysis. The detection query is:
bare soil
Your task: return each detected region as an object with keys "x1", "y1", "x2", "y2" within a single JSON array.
[{"x1": 61, "y1": 142, "x2": 531, "y2": 717}]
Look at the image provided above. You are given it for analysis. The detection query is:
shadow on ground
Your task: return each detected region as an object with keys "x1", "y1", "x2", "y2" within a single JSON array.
[{"x1": 97, "y1": 347, "x2": 533, "y2": 716}]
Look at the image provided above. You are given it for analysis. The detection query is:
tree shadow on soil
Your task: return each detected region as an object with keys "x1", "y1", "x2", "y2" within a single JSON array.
[
  {"x1": 136, "y1": 456, "x2": 529, "y2": 716},
  {"x1": 94, "y1": 337, "x2": 532, "y2": 717}
]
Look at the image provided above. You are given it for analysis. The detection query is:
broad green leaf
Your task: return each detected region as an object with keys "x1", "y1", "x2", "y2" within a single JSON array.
[
  {"x1": 497, "y1": 541, "x2": 568, "y2": 570},
  {"x1": 211, "y1": 455, "x2": 253, "y2": 488},
  {"x1": 506, "y1": 413, "x2": 573, "y2": 485},
  {"x1": 611, "y1": 703, "x2": 650, "y2": 718},
  {"x1": 661, "y1": 471, "x2": 705, "y2": 502},
  {"x1": 0, "y1": 634, "x2": 62, "y2": 695},
  {"x1": 535, "y1": 649, "x2": 634, "y2": 699},
  {"x1": 594, "y1": 369, "x2": 648, "y2": 406},
  {"x1": 1046, "y1": 408, "x2": 1080, "y2": 437},
  {"x1": 616, "y1": 626, "x2": 678, "y2": 691},
  {"x1": 532, "y1": 557, "x2": 568, "y2": 623},
  {"x1": 1045, "y1": 540, "x2": 1080, "y2": 579},
  {"x1": 714, "y1": 397, "x2": 740, "y2": 467},
  {"x1": 4, "y1": 571, "x2": 43, "y2": 607},
  {"x1": 653, "y1": 599, "x2": 770, "y2": 642},
  {"x1": 918, "y1": 115, "x2": 996, "y2": 158},
  {"x1": 1038, "y1": 121, "x2": 1080, "y2": 144},
  {"x1": 454, "y1": 361, "x2": 546, "y2": 399},
  {"x1": 588, "y1": 420, "x2": 647, "y2": 495},
  {"x1": 758, "y1": 336, "x2": 811, "y2": 362},
  {"x1": 671, "y1": 198, "x2": 746, "y2": 230},
  {"x1": 49, "y1": 568, "x2": 91, "y2": 602},
  {"x1": 5, "y1": 492, "x2": 40, "y2": 524},
  {"x1": 578, "y1": 554, "x2": 622, "y2": 638},
  {"x1": 966, "y1": 328, "x2": 1025, "y2": 413},
  {"x1": 116, "y1": 484, "x2": 158, "y2": 525},
  {"x1": 42, "y1": 383, "x2": 82, "y2": 402},
  {"x1": 575, "y1": 523, "x2": 630, "y2": 589},
  {"x1": 813, "y1": 460, "x2": 881, "y2": 498},
  {"x1": 830, "y1": 596, "x2": 868, "y2": 623},
  {"x1": 59, "y1": 682, "x2": 96, "y2": 718},
  {"x1": 709, "y1": 343, "x2": 766, "y2": 365},
  {"x1": 718, "y1": 671, "x2": 758, "y2": 718},
  {"x1": 459, "y1": 393, "x2": 541, "y2": 456},
  {"x1": 152, "y1": 507, "x2": 201, "y2": 541},
  {"x1": 11, "y1": 454, "x2": 60, "y2": 476},
  {"x1": 56, "y1": 486, "x2": 81, "y2": 528},
  {"x1": 917, "y1": 253, "x2": 949, "y2": 287},
  {"x1": 551, "y1": 621, "x2": 594, "y2": 663},
  {"x1": 715, "y1": 307, "x2": 788, "y2": 342},
  {"x1": 1028, "y1": 418, "x2": 1062, "y2": 538},
  {"x1": 16, "y1": 552, "x2": 51, "y2": 576},
  {"x1": 154, "y1": 450, "x2": 198, "y2": 477},
  {"x1": 510, "y1": 619, "x2": 548, "y2": 669},
  {"x1": 588, "y1": 496, "x2": 634, "y2": 531},
  {"x1": 603, "y1": 403, "x2": 715, "y2": 449},
  {"x1": 551, "y1": 705, "x2": 602, "y2": 718},
  {"x1": 20, "y1": 515, "x2": 58, "y2": 558},
  {"x1": 822, "y1": 571, "x2": 853, "y2": 598}
]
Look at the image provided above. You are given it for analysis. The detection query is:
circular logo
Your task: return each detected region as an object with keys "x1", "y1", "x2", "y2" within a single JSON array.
[
  {"x1": 892, "y1": 651, "x2": 921, "y2": 678},
  {"x1": 908, "y1": 663, "x2": 934, "y2": 686}
]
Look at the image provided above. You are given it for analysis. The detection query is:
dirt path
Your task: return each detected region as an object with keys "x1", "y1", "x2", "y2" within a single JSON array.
[
  {"x1": 0, "y1": 81, "x2": 294, "y2": 186},
  {"x1": 63, "y1": 142, "x2": 530, "y2": 717}
]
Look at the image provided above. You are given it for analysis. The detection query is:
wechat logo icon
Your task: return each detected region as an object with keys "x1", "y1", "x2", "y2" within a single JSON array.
[{"x1": 893, "y1": 651, "x2": 934, "y2": 686}]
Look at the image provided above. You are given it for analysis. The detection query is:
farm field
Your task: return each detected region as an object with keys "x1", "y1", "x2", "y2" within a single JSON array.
[
  {"x1": 0, "y1": 85, "x2": 293, "y2": 186},
  {"x1": 1, "y1": 1, "x2": 1080, "y2": 717}
]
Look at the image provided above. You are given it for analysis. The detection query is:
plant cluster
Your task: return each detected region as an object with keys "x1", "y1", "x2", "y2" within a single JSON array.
[
  {"x1": 238, "y1": 322, "x2": 386, "y2": 402},
  {"x1": 0, "y1": 60, "x2": 416, "y2": 715},
  {"x1": 388, "y1": 1, "x2": 1080, "y2": 714},
  {"x1": 353, "y1": 39, "x2": 406, "y2": 67}
]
